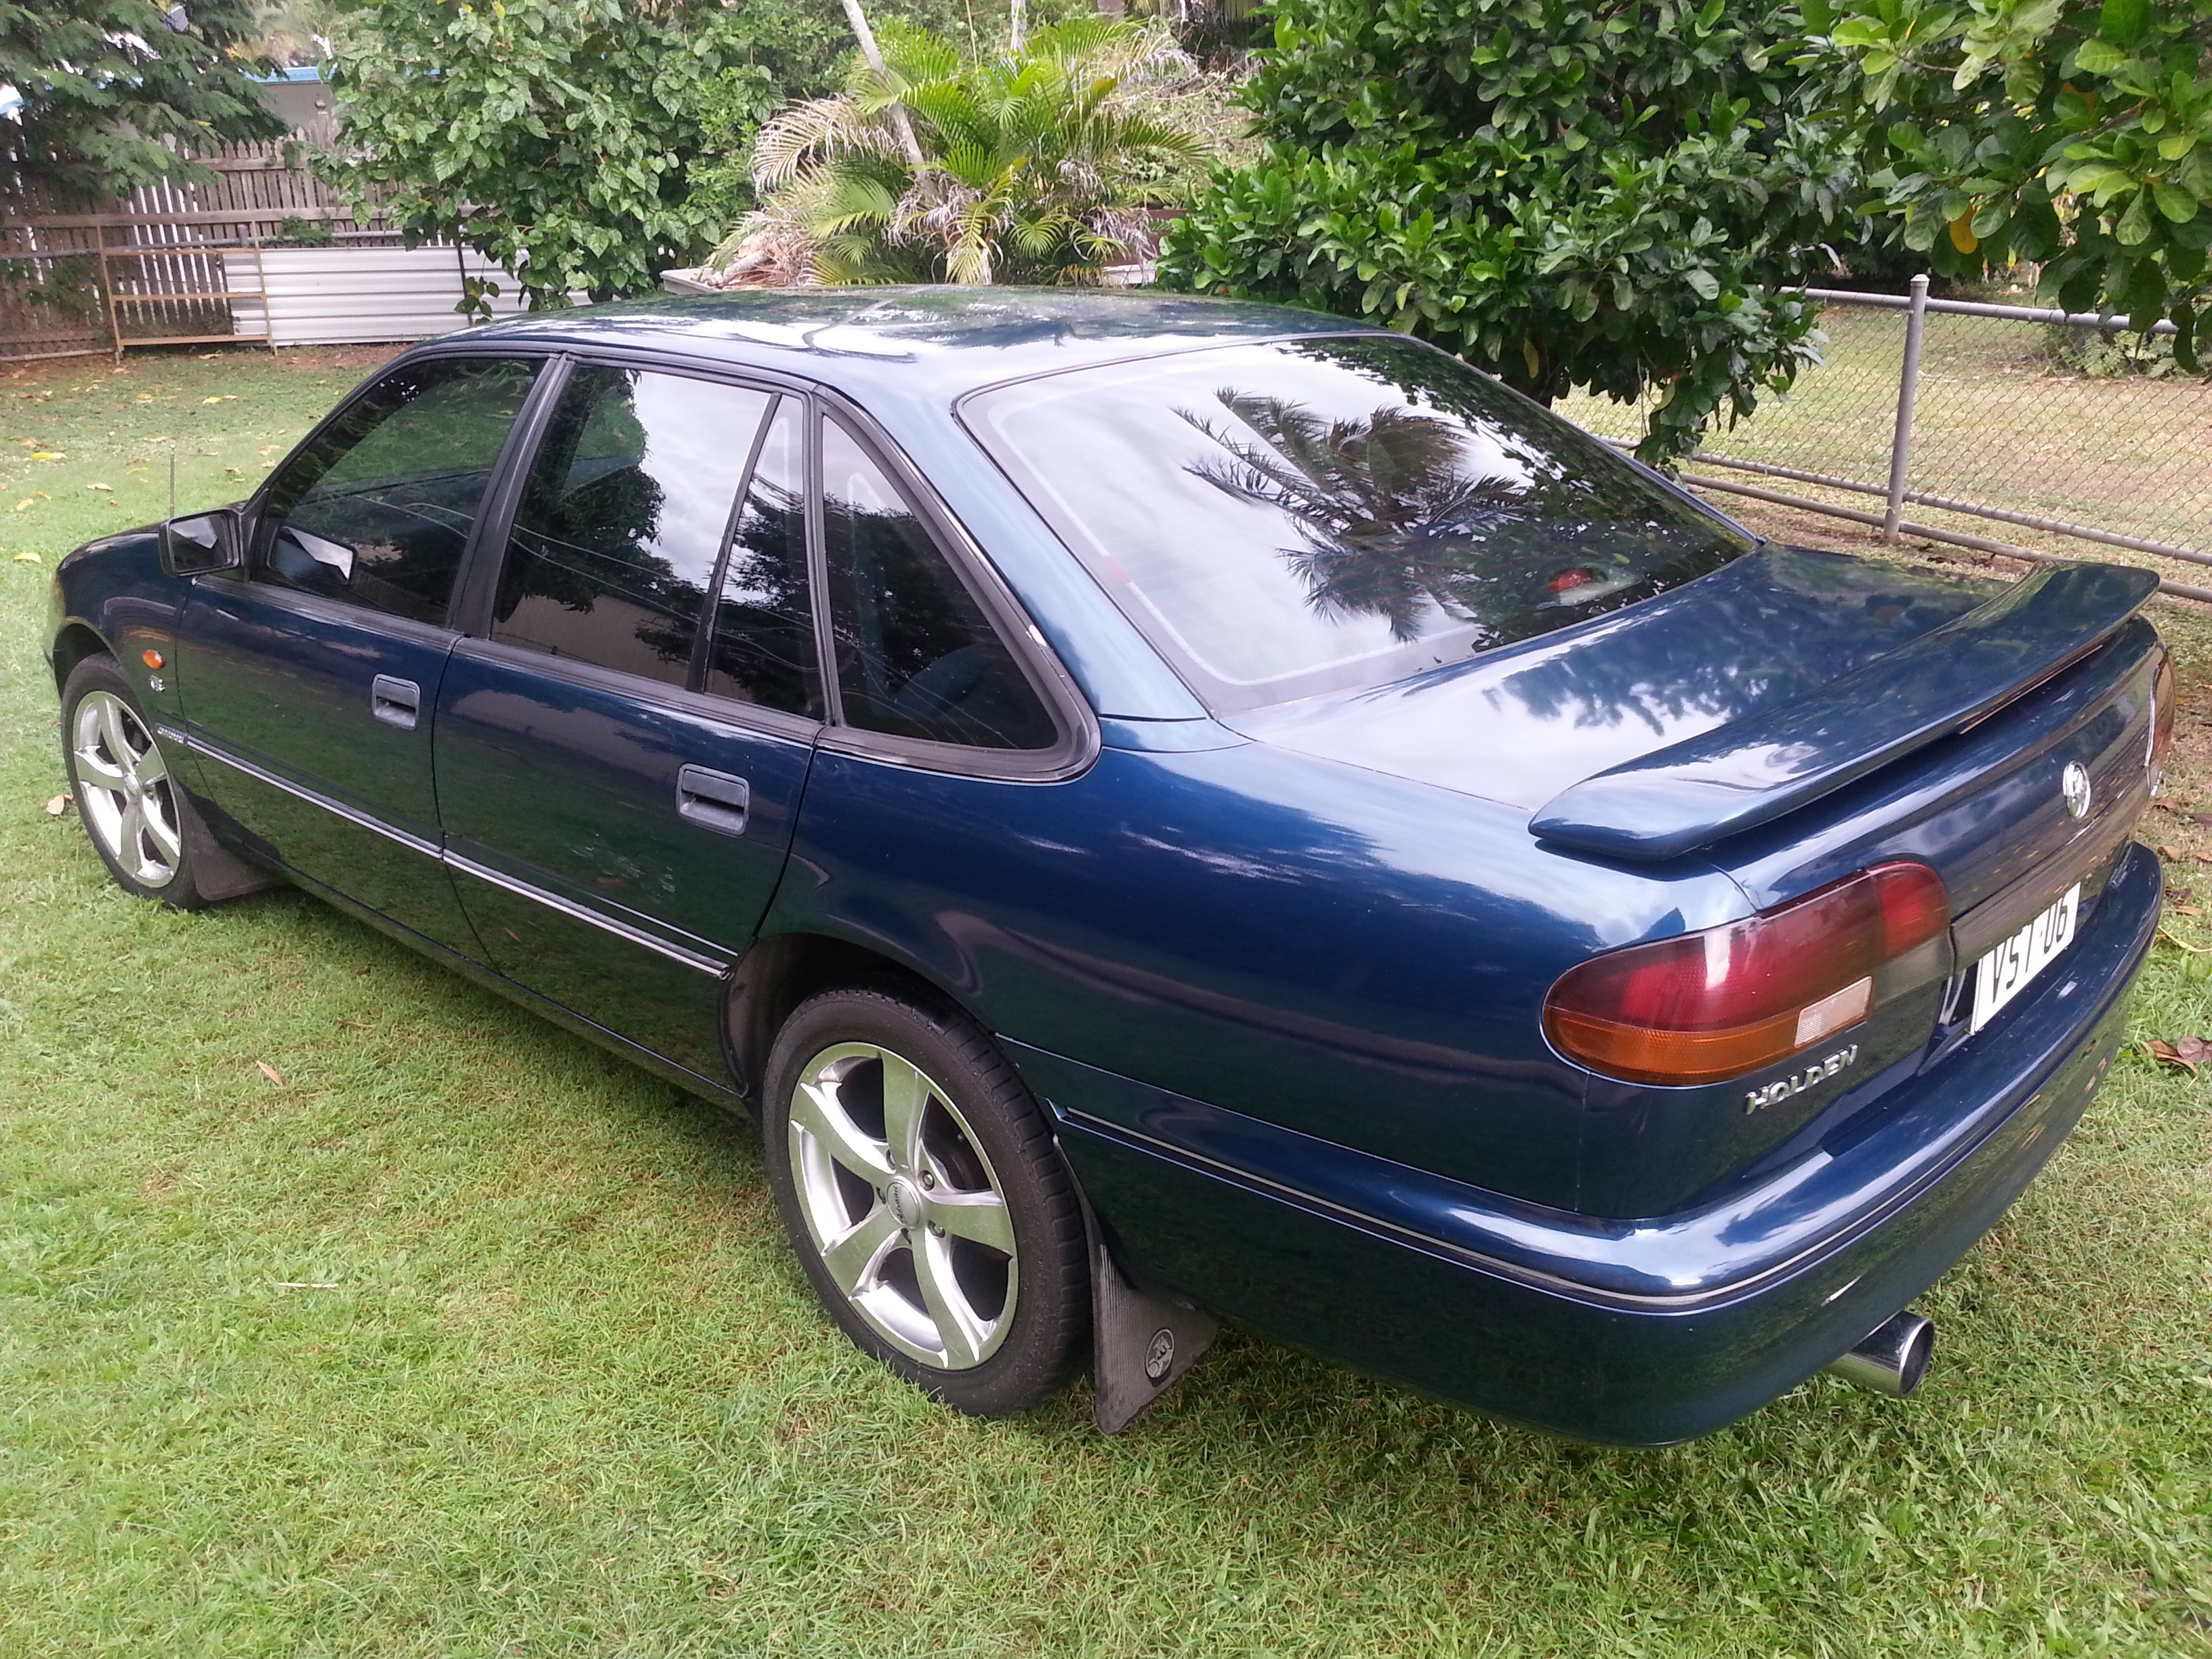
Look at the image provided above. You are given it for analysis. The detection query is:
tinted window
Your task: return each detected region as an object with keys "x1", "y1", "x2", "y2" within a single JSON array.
[
  {"x1": 821, "y1": 420, "x2": 1056, "y2": 751},
  {"x1": 492, "y1": 367, "x2": 774, "y2": 687},
  {"x1": 260, "y1": 356, "x2": 539, "y2": 624},
  {"x1": 705, "y1": 398, "x2": 821, "y2": 718},
  {"x1": 966, "y1": 337, "x2": 1755, "y2": 712}
]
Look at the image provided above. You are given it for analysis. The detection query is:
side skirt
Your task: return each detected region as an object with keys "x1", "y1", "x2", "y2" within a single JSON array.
[{"x1": 276, "y1": 861, "x2": 754, "y2": 1120}]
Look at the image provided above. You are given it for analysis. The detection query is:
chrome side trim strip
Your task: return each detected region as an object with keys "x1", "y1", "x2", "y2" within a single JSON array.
[
  {"x1": 171, "y1": 725, "x2": 731, "y2": 979},
  {"x1": 166, "y1": 726, "x2": 442, "y2": 858},
  {"x1": 443, "y1": 851, "x2": 730, "y2": 976}
]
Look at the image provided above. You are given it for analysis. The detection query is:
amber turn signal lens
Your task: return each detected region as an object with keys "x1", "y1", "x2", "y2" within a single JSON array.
[
  {"x1": 2150, "y1": 651, "x2": 2177, "y2": 767},
  {"x1": 1543, "y1": 862, "x2": 1953, "y2": 1086},
  {"x1": 142, "y1": 649, "x2": 165, "y2": 670}
]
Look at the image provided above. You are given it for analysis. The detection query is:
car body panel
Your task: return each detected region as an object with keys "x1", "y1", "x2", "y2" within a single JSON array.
[
  {"x1": 1532, "y1": 560, "x2": 2158, "y2": 859},
  {"x1": 434, "y1": 638, "x2": 818, "y2": 1080},
  {"x1": 771, "y1": 739, "x2": 1760, "y2": 1214},
  {"x1": 1041, "y1": 840, "x2": 2154, "y2": 1443},
  {"x1": 176, "y1": 575, "x2": 480, "y2": 950}
]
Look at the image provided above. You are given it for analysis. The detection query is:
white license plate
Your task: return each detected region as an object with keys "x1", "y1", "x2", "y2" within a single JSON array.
[{"x1": 1970, "y1": 883, "x2": 2081, "y2": 1034}]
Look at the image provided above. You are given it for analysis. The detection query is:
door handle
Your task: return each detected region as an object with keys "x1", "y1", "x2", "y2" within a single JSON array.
[
  {"x1": 677, "y1": 765, "x2": 750, "y2": 836},
  {"x1": 371, "y1": 674, "x2": 421, "y2": 731}
]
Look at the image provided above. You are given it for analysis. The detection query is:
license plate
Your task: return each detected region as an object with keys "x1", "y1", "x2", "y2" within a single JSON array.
[{"x1": 1970, "y1": 884, "x2": 2081, "y2": 1034}]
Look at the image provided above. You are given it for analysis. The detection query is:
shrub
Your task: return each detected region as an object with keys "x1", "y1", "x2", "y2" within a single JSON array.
[{"x1": 1154, "y1": 0, "x2": 1860, "y2": 464}]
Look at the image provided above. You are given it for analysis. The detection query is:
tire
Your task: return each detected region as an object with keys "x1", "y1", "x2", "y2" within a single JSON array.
[
  {"x1": 60, "y1": 654, "x2": 213, "y2": 909},
  {"x1": 761, "y1": 987, "x2": 1090, "y2": 1415}
]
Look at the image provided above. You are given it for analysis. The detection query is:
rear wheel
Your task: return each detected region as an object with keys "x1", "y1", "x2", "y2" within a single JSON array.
[
  {"x1": 761, "y1": 987, "x2": 1088, "y2": 1415},
  {"x1": 60, "y1": 655, "x2": 211, "y2": 908}
]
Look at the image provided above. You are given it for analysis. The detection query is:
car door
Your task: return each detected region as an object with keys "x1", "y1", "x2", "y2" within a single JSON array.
[
  {"x1": 175, "y1": 352, "x2": 548, "y2": 951},
  {"x1": 432, "y1": 361, "x2": 823, "y2": 1081}
]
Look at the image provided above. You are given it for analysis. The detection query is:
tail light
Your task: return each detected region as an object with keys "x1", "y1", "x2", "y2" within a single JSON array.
[
  {"x1": 2150, "y1": 650, "x2": 2177, "y2": 769},
  {"x1": 1544, "y1": 862, "x2": 1954, "y2": 1086}
]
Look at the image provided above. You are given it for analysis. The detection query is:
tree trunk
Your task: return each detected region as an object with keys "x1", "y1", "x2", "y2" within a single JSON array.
[{"x1": 836, "y1": 0, "x2": 929, "y2": 176}]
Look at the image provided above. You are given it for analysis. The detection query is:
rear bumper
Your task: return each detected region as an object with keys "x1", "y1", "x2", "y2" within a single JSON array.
[{"x1": 1029, "y1": 842, "x2": 2161, "y2": 1443}]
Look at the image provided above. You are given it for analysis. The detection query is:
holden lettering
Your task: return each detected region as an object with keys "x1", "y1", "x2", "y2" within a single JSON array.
[{"x1": 1744, "y1": 1044, "x2": 1860, "y2": 1113}]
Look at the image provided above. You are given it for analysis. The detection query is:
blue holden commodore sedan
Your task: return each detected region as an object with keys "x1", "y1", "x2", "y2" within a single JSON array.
[{"x1": 47, "y1": 290, "x2": 2173, "y2": 1443}]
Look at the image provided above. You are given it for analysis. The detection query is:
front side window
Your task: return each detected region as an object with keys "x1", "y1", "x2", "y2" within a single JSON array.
[
  {"x1": 964, "y1": 336, "x2": 1756, "y2": 712},
  {"x1": 259, "y1": 356, "x2": 541, "y2": 624},
  {"x1": 820, "y1": 419, "x2": 1057, "y2": 752},
  {"x1": 492, "y1": 367, "x2": 776, "y2": 689}
]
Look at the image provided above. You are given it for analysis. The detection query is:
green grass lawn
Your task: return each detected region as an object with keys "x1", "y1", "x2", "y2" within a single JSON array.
[{"x1": 3, "y1": 348, "x2": 2211, "y2": 1658}]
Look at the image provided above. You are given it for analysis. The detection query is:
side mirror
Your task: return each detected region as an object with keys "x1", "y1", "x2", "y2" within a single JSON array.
[{"x1": 159, "y1": 508, "x2": 245, "y2": 577}]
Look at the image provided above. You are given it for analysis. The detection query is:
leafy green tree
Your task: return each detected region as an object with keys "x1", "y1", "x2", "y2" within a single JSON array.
[
  {"x1": 325, "y1": 0, "x2": 758, "y2": 309},
  {"x1": 0, "y1": 0, "x2": 285, "y2": 207},
  {"x1": 323, "y1": 0, "x2": 1042, "y2": 310},
  {"x1": 1153, "y1": 1, "x2": 1859, "y2": 463},
  {"x1": 710, "y1": 16, "x2": 1213, "y2": 286},
  {"x1": 1814, "y1": 0, "x2": 2211, "y2": 365}
]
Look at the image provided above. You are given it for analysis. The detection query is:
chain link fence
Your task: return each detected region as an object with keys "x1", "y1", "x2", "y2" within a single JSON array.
[{"x1": 1561, "y1": 281, "x2": 2212, "y2": 603}]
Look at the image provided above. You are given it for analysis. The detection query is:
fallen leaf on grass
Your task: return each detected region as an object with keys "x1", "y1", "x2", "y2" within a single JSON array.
[
  {"x1": 270, "y1": 1281, "x2": 342, "y2": 1290},
  {"x1": 2160, "y1": 844, "x2": 2184, "y2": 861},
  {"x1": 43, "y1": 794, "x2": 68, "y2": 815},
  {"x1": 255, "y1": 1060, "x2": 285, "y2": 1086},
  {"x1": 12, "y1": 499, "x2": 30, "y2": 512},
  {"x1": 2177, "y1": 903, "x2": 2207, "y2": 917},
  {"x1": 2146, "y1": 1038, "x2": 2209, "y2": 1076},
  {"x1": 85, "y1": 481, "x2": 111, "y2": 491},
  {"x1": 13, "y1": 551, "x2": 41, "y2": 563},
  {"x1": 28, "y1": 450, "x2": 62, "y2": 460},
  {"x1": 201, "y1": 395, "x2": 239, "y2": 405}
]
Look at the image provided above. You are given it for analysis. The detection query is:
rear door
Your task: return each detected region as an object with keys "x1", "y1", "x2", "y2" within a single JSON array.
[
  {"x1": 433, "y1": 361, "x2": 823, "y2": 1081},
  {"x1": 176, "y1": 352, "x2": 546, "y2": 951}
]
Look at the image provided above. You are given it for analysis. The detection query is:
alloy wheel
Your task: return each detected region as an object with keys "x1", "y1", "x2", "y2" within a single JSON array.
[
  {"x1": 786, "y1": 1040, "x2": 1019, "y2": 1370},
  {"x1": 70, "y1": 691, "x2": 182, "y2": 888}
]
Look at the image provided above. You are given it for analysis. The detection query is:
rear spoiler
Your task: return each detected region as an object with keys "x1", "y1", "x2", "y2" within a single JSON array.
[{"x1": 1530, "y1": 562, "x2": 2158, "y2": 861}]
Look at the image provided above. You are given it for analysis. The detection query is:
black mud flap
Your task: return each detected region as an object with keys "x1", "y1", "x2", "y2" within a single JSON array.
[
  {"x1": 175, "y1": 780, "x2": 283, "y2": 902},
  {"x1": 1090, "y1": 1235, "x2": 1219, "y2": 1435}
]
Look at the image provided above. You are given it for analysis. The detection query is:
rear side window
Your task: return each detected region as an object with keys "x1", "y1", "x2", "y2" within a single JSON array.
[
  {"x1": 820, "y1": 419, "x2": 1057, "y2": 751},
  {"x1": 492, "y1": 367, "x2": 775, "y2": 689},
  {"x1": 259, "y1": 356, "x2": 539, "y2": 625},
  {"x1": 705, "y1": 398, "x2": 821, "y2": 718}
]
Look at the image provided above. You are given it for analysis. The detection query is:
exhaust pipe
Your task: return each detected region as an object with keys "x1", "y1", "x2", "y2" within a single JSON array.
[{"x1": 1823, "y1": 1310, "x2": 1936, "y2": 1397}]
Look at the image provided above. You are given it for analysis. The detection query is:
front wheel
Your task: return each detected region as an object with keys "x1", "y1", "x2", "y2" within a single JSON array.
[
  {"x1": 761, "y1": 987, "x2": 1090, "y2": 1416},
  {"x1": 60, "y1": 655, "x2": 211, "y2": 907}
]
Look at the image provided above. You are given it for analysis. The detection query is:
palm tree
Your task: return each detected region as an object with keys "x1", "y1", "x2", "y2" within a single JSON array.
[
  {"x1": 1181, "y1": 392, "x2": 1530, "y2": 643},
  {"x1": 704, "y1": 17, "x2": 1214, "y2": 287}
]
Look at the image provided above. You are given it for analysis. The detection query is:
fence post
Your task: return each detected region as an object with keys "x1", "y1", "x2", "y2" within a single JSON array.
[{"x1": 1882, "y1": 272, "x2": 1929, "y2": 543}]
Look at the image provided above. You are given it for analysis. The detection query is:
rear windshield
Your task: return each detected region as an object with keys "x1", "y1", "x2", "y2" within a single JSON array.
[{"x1": 963, "y1": 336, "x2": 1756, "y2": 711}]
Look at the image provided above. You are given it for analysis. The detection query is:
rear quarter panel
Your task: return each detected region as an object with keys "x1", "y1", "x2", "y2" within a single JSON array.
[{"x1": 769, "y1": 739, "x2": 1750, "y2": 1213}]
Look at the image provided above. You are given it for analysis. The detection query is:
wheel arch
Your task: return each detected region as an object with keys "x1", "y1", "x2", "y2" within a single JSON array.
[
  {"x1": 51, "y1": 622, "x2": 112, "y2": 694},
  {"x1": 726, "y1": 931, "x2": 975, "y2": 1102}
]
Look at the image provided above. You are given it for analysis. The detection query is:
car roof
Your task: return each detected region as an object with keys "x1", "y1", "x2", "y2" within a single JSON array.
[{"x1": 457, "y1": 286, "x2": 1388, "y2": 403}]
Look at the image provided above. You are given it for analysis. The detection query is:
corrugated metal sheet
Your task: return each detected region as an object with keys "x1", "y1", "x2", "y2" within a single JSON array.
[{"x1": 226, "y1": 245, "x2": 529, "y2": 346}]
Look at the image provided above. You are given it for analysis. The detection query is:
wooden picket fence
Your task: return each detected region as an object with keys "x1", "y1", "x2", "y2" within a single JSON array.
[{"x1": 2, "y1": 134, "x2": 394, "y2": 362}]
